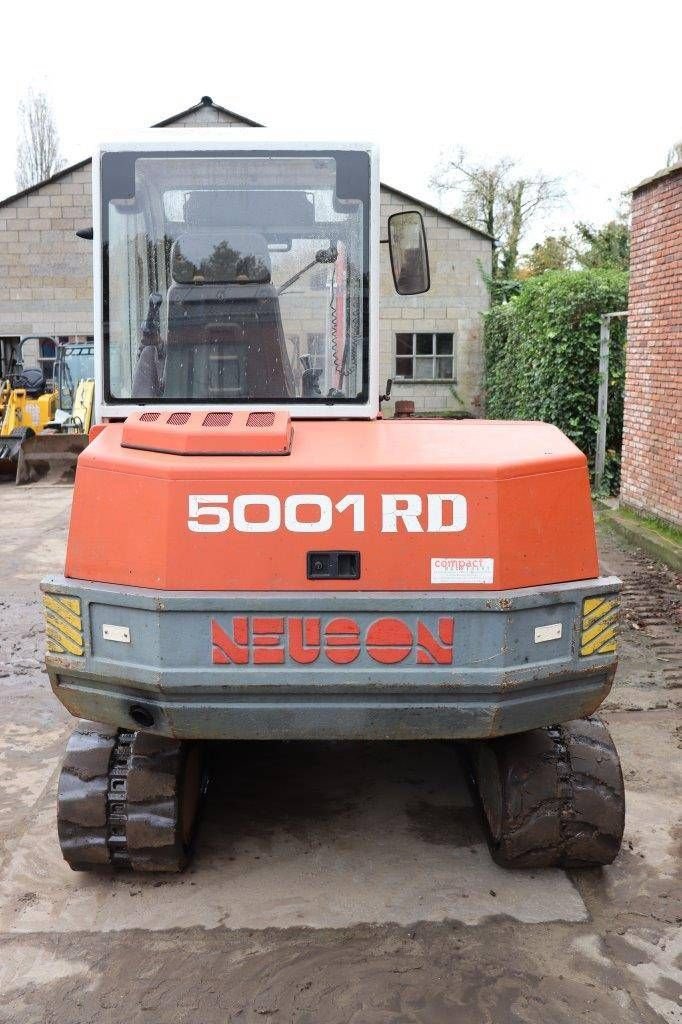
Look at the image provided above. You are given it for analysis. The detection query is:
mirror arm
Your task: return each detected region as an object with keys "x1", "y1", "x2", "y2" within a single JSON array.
[{"x1": 379, "y1": 378, "x2": 393, "y2": 407}]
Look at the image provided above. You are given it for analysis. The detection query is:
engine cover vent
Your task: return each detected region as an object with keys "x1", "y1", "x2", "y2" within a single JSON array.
[
  {"x1": 121, "y1": 410, "x2": 292, "y2": 456},
  {"x1": 247, "y1": 411, "x2": 276, "y2": 428}
]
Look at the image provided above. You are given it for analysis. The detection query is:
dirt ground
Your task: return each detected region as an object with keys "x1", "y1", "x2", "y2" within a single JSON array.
[{"x1": 0, "y1": 483, "x2": 679, "y2": 1024}]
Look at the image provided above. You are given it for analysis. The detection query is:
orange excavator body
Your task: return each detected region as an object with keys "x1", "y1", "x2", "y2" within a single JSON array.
[{"x1": 65, "y1": 414, "x2": 598, "y2": 594}]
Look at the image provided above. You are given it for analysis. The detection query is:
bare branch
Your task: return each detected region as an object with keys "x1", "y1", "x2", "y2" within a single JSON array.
[
  {"x1": 432, "y1": 149, "x2": 565, "y2": 281},
  {"x1": 15, "y1": 90, "x2": 66, "y2": 190},
  {"x1": 667, "y1": 140, "x2": 682, "y2": 167}
]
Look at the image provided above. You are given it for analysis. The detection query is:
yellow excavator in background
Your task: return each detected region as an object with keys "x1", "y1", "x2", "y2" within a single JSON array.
[
  {"x1": 0, "y1": 337, "x2": 56, "y2": 432},
  {"x1": 0, "y1": 338, "x2": 94, "y2": 484}
]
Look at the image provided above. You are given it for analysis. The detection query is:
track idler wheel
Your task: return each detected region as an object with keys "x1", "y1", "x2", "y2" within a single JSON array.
[
  {"x1": 57, "y1": 720, "x2": 205, "y2": 873},
  {"x1": 470, "y1": 717, "x2": 625, "y2": 869}
]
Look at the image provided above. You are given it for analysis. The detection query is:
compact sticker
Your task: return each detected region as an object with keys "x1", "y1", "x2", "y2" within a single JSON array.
[{"x1": 431, "y1": 558, "x2": 494, "y2": 584}]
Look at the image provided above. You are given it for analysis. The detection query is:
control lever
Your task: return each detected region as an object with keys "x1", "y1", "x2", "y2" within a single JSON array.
[
  {"x1": 132, "y1": 293, "x2": 164, "y2": 398},
  {"x1": 139, "y1": 292, "x2": 164, "y2": 354},
  {"x1": 301, "y1": 355, "x2": 322, "y2": 397}
]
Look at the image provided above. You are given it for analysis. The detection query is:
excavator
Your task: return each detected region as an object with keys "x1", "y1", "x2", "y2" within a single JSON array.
[
  {"x1": 0, "y1": 337, "x2": 58, "y2": 471},
  {"x1": 43, "y1": 132, "x2": 624, "y2": 873},
  {"x1": 0, "y1": 337, "x2": 94, "y2": 484}
]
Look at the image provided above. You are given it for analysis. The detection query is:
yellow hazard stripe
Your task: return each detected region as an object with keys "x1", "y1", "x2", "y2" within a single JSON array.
[
  {"x1": 45, "y1": 611, "x2": 83, "y2": 648},
  {"x1": 46, "y1": 625, "x2": 84, "y2": 656},
  {"x1": 580, "y1": 597, "x2": 619, "y2": 656},
  {"x1": 43, "y1": 594, "x2": 84, "y2": 657},
  {"x1": 43, "y1": 594, "x2": 82, "y2": 631},
  {"x1": 582, "y1": 598, "x2": 608, "y2": 627}
]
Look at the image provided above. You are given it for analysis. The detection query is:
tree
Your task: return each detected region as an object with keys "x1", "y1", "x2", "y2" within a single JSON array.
[
  {"x1": 483, "y1": 269, "x2": 629, "y2": 485},
  {"x1": 15, "y1": 90, "x2": 66, "y2": 190},
  {"x1": 575, "y1": 219, "x2": 630, "y2": 272},
  {"x1": 431, "y1": 149, "x2": 564, "y2": 281},
  {"x1": 666, "y1": 140, "x2": 682, "y2": 167},
  {"x1": 521, "y1": 234, "x2": 574, "y2": 277}
]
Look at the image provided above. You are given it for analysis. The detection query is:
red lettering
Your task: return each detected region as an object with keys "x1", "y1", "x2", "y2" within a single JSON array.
[
  {"x1": 324, "y1": 618, "x2": 360, "y2": 664},
  {"x1": 211, "y1": 617, "x2": 249, "y2": 664},
  {"x1": 289, "y1": 618, "x2": 321, "y2": 664},
  {"x1": 211, "y1": 615, "x2": 455, "y2": 667},
  {"x1": 366, "y1": 618, "x2": 413, "y2": 664},
  {"x1": 253, "y1": 617, "x2": 285, "y2": 664},
  {"x1": 416, "y1": 618, "x2": 455, "y2": 664}
]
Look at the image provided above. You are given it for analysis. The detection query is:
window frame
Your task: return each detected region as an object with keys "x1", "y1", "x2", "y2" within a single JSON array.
[
  {"x1": 93, "y1": 136, "x2": 380, "y2": 421},
  {"x1": 394, "y1": 331, "x2": 456, "y2": 382}
]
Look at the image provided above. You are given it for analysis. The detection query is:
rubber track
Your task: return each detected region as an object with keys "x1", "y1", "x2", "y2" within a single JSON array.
[
  {"x1": 57, "y1": 721, "x2": 197, "y2": 873},
  {"x1": 474, "y1": 716, "x2": 625, "y2": 869},
  {"x1": 57, "y1": 721, "x2": 118, "y2": 870}
]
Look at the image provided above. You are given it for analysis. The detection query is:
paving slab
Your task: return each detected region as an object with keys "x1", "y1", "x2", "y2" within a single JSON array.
[{"x1": 0, "y1": 738, "x2": 588, "y2": 933}]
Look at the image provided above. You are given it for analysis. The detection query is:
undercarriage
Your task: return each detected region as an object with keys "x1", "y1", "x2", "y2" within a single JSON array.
[
  {"x1": 56, "y1": 716, "x2": 625, "y2": 873},
  {"x1": 47, "y1": 575, "x2": 625, "y2": 873}
]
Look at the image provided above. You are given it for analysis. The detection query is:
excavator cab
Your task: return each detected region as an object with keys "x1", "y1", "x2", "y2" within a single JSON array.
[
  {"x1": 55, "y1": 342, "x2": 95, "y2": 424},
  {"x1": 101, "y1": 144, "x2": 391, "y2": 418}
]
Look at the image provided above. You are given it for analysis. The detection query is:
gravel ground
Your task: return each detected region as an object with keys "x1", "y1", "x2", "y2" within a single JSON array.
[{"x1": 0, "y1": 483, "x2": 679, "y2": 1024}]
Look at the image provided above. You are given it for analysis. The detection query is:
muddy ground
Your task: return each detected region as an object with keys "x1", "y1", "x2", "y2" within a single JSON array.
[{"x1": 0, "y1": 484, "x2": 679, "y2": 1024}]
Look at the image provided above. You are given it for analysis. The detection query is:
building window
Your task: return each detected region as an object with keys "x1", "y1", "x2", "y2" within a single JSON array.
[
  {"x1": 395, "y1": 332, "x2": 455, "y2": 381},
  {"x1": 310, "y1": 270, "x2": 329, "y2": 291},
  {"x1": 307, "y1": 333, "x2": 325, "y2": 366}
]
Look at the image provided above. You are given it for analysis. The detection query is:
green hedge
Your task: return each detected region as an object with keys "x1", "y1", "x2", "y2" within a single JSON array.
[{"x1": 484, "y1": 269, "x2": 628, "y2": 487}]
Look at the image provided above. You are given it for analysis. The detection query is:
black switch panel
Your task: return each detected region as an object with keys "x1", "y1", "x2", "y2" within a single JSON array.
[{"x1": 307, "y1": 551, "x2": 361, "y2": 580}]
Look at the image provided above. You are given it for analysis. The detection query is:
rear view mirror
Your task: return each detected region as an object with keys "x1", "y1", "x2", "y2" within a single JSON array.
[{"x1": 388, "y1": 211, "x2": 430, "y2": 295}]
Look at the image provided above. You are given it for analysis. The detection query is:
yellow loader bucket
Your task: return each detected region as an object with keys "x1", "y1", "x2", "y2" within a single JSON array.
[
  {"x1": 0, "y1": 430, "x2": 29, "y2": 477},
  {"x1": 15, "y1": 432, "x2": 89, "y2": 485}
]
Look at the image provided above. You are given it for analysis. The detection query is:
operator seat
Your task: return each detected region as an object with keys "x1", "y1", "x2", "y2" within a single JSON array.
[
  {"x1": 13, "y1": 367, "x2": 46, "y2": 397},
  {"x1": 162, "y1": 229, "x2": 295, "y2": 401}
]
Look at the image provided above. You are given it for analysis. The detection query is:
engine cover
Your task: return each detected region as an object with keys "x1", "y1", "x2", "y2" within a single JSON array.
[{"x1": 65, "y1": 417, "x2": 599, "y2": 592}]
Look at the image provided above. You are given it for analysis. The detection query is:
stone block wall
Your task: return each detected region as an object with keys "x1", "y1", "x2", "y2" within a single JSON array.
[
  {"x1": 0, "y1": 105, "x2": 246, "y2": 344},
  {"x1": 0, "y1": 163, "x2": 93, "y2": 339},
  {"x1": 379, "y1": 189, "x2": 491, "y2": 416},
  {"x1": 0, "y1": 103, "x2": 492, "y2": 416}
]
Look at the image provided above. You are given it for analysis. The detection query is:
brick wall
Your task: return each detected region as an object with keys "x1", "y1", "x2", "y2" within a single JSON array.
[{"x1": 620, "y1": 165, "x2": 682, "y2": 527}]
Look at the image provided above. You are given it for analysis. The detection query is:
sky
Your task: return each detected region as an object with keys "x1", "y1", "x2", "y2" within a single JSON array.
[{"x1": 1, "y1": 0, "x2": 680, "y2": 253}]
